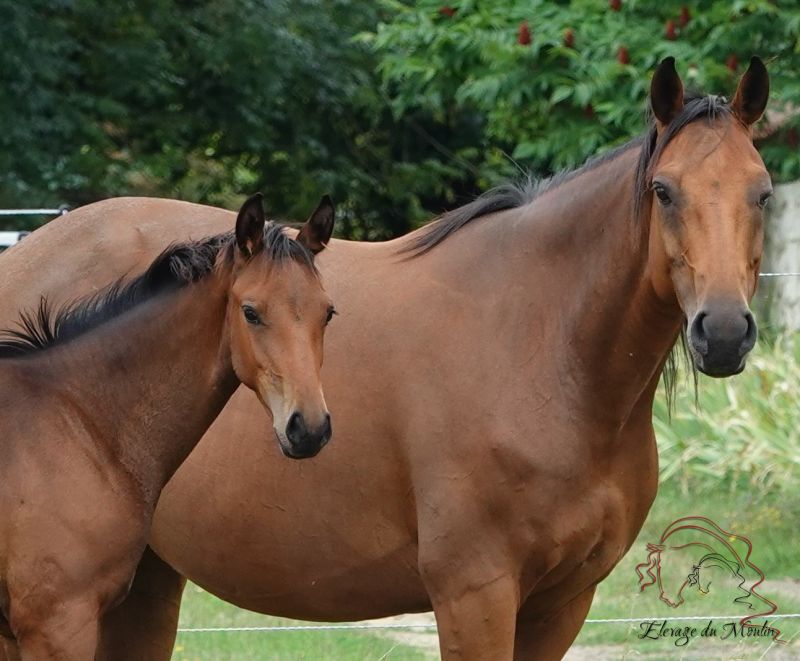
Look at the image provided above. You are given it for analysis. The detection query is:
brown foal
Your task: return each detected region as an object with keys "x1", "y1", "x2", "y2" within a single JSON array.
[{"x1": 0, "y1": 194, "x2": 335, "y2": 659}]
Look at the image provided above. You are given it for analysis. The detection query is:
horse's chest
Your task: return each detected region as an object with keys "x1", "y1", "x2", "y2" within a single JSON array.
[
  {"x1": 509, "y1": 424, "x2": 658, "y2": 606},
  {"x1": 517, "y1": 487, "x2": 642, "y2": 613}
]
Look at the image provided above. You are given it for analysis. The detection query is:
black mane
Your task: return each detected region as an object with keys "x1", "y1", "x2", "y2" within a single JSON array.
[
  {"x1": 405, "y1": 93, "x2": 733, "y2": 256},
  {"x1": 402, "y1": 93, "x2": 732, "y2": 409},
  {"x1": 633, "y1": 93, "x2": 732, "y2": 220},
  {"x1": 0, "y1": 222, "x2": 315, "y2": 358}
]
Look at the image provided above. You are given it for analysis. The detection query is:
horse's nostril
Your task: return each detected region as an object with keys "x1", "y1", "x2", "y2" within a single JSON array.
[
  {"x1": 741, "y1": 310, "x2": 758, "y2": 355},
  {"x1": 321, "y1": 413, "x2": 332, "y2": 440},
  {"x1": 697, "y1": 312, "x2": 709, "y2": 337},
  {"x1": 690, "y1": 311, "x2": 709, "y2": 356},
  {"x1": 286, "y1": 411, "x2": 306, "y2": 441}
]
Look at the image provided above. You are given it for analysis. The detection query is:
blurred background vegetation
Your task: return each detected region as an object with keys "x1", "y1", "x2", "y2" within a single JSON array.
[{"x1": 2, "y1": 0, "x2": 799, "y2": 235}]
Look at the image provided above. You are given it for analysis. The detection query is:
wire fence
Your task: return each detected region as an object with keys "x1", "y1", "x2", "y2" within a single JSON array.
[
  {"x1": 0, "y1": 208, "x2": 69, "y2": 216},
  {"x1": 176, "y1": 612, "x2": 800, "y2": 635},
  {"x1": 1, "y1": 208, "x2": 799, "y2": 280}
]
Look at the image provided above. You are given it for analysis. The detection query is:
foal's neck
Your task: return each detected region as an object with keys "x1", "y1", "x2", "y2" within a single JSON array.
[{"x1": 31, "y1": 272, "x2": 238, "y2": 508}]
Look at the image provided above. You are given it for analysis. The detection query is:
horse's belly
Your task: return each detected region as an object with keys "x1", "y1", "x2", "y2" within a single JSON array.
[
  {"x1": 150, "y1": 389, "x2": 429, "y2": 621},
  {"x1": 166, "y1": 535, "x2": 428, "y2": 621}
]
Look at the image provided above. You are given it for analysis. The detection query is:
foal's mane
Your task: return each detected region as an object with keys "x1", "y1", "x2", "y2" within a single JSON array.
[
  {"x1": 0, "y1": 223, "x2": 315, "y2": 358},
  {"x1": 404, "y1": 93, "x2": 732, "y2": 256}
]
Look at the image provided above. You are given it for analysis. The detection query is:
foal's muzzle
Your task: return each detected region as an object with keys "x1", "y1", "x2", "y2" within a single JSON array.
[
  {"x1": 281, "y1": 411, "x2": 332, "y2": 459},
  {"x1": 688, "y1": 306, "x2": 757, "y2": 377}
]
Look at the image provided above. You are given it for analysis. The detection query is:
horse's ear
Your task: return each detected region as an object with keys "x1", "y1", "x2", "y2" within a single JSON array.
[
  {"x1": 731, "y1": 56, "x2": 769, "y2": 126},
  {"x1": 650, "y1": 56, "x2": 684, "y2": 126},
  {"x1": 235, "y1": 193, "x2": 265, "y2": 257},
  {"x1": 297, "y1": 195, "x2": 335, "y2": 255}
]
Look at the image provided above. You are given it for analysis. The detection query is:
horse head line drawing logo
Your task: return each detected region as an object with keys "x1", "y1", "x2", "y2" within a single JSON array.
[{"x1": 635, "y1": 515, "x2": 784, "y2": 644}]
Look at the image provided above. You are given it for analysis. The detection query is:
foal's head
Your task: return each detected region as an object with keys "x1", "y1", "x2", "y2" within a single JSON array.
[
  {"x1": 228, "y1": 194, "x2": 336, "y2": 458},
  {"x1": 644, "y1": 57, "x2": 770, "y2": 377}
]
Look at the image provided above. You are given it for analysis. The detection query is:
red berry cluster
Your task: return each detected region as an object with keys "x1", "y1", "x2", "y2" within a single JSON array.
[
  {"x1": 511, "y1": 2, "x2": 697, "y2": 64},
  {"x1": 518, "y1": 20, "x2": 531, "y2": 45},
  {"x1": 665, "y1": 6, "x2": 690, "y2": 40}
]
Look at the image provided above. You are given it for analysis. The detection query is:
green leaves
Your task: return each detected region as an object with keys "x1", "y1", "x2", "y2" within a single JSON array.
[
  {"x1": 2, "y1": 0, "x2": 493, "y2": 238},
  {"x1": 655, "y1": 335, "x2": 800, "y2": 496},
  {"x1": 368, "y1": 0, "x2": 800, "y2": 187},
  {"x1": 4, "y1": 1, "x2": 799, "y2": 238}
]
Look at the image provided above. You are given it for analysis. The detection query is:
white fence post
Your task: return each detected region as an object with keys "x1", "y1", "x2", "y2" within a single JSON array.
[{"x1": 763, "y1": 181, "x2": 800, "y2": 330}]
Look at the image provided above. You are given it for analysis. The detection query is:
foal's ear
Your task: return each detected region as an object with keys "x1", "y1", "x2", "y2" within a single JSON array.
[
  {"x1": 650, "y1": 56, "x2": 684, "y2": 126},
  {"x1": 732, "y1": 56, "x2": 769, "y2": 126},
  {"x1": 236, "y1": 193, "x2": 265, "y2": 257},
  {"x1": 296, "y1": 195, "x2": 335, "y2": 255}
]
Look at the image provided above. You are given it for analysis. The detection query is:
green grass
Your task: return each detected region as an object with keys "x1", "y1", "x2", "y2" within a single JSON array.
[
  {"x1": 574, "y1": 485, "x2": 800, "y2": 658},
  {"x1": 173, "y1": 586, "x2": 431, "y2": 661},
  {"x1": 655, "y1": 334, "x2": 800, "y2": 496}
]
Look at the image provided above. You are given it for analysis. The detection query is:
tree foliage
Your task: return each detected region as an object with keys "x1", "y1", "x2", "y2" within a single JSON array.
[
  {"x1": 368, "y1": 0, "x2": 800, "y2": 187},
  {"x1": 1, "y1": 1, "x2": 799, "y2": 235},
  {"x1": 1, "y1": 0, "x2": 454, "y2": 236}
]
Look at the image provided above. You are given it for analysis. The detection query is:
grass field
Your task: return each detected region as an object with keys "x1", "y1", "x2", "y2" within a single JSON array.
[
  {"x1": 571, "y1": 485, "x2": 800, "y2": 659},
  {"x1": 171, "y1": 485, "x2": 800, "y2": 660},
  {"x1": 173, "y1": 585, "x2": 430, "y2": 661}
]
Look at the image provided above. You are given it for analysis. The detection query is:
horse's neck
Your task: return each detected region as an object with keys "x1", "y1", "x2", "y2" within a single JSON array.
[
  {"x1": 510, "y1": 148, "x2": 683, "y2": 428},
  {"x1": 28, "y1": 274, "x2": 238, "y2": 507}
]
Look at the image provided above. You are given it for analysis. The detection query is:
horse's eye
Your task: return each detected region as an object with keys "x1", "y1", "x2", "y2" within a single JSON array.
[
  {"x1": 325, "y1": 306, "x2": 337, "y2": 325},
  {"x1": 757, "y1": 191, "x2": 773, "y2": 209},
  {"x1": 242, "y1": 305, "x2": 261, "y2": 325},
  {"x1": 653, "y1": 183, "x2": 672, "y2": 206}
]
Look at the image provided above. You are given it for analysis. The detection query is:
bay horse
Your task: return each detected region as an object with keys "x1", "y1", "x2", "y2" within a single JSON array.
[
  {"x1": 0, "y1": 194, "x2": 336, "y2": 659},
  {"x1": 0, "y1": 57, "x2": 771, "y2": 659}
]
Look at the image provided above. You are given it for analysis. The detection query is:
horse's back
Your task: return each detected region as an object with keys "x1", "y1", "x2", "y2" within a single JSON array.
[{"x1": 0, "y1": 198, "x2": 232, "y2": 324}]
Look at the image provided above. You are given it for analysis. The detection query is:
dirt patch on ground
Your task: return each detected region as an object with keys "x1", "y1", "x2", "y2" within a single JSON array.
[
  {"x1": 769, "y1": 578, "x2": 800, "y2": 603},
  {"x1": 364, "y1": 612, "x2": 439, "y2": 656},
  {"x1": 367, "y1": 603, "x2": 800, "y2": 660}
]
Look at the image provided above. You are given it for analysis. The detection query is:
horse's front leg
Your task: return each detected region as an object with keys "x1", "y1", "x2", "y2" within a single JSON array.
[
  {"x1": 419, "y1": 529, "x2": 520, "y2": 660},
  {"x1": 513, "y1": 586, "x2": 596, "y2": 660},
  {"x1": 426, "y1": 571, "x2": 519, "y2": 660},
  {"x1": 96, "y1": 547, "x2": 186, "y2": 661},
  {"x1": 13, "y1": 597, "x2": 99, "y2": 661},
  {"x1": 0, "y1": 637, "x2": 19, "y2": 661}
]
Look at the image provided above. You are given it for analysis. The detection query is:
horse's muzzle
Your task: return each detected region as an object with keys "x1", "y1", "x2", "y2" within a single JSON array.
[
  {"x1": 688, "y1": 306, "x2": 757, "y2": 377},
  {"x1": 281, "y1": 411, "x2": 332, "y2": 459}
]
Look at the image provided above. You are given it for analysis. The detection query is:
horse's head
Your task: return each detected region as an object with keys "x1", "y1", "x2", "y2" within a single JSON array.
[
  {"x1": 645, "y1": 57, "x2": 770, "y2": 377},
  {"x1": 636, "y1": 542, "x2": 691, "y2": 608},
  {"x1": 228, "y1": 193, "x2": 336, "y2": 459},
  {"x1": 689, "y1": 553, "x2": 749, "y2": 601}
]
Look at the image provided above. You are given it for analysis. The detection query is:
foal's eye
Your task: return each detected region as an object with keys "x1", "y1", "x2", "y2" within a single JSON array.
[
  {"x1": 757, "y1": 191, "x2": 773, "y2": 209},
  {"x1": 242, "y1": 305, "x2": 261, "y2": 325},
  {"x1": 653, "y1": 183, "x2": 672, "y2": 206},
  {"x1": 325, "y1": 306, "x2": 337, "y2": 325}
]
